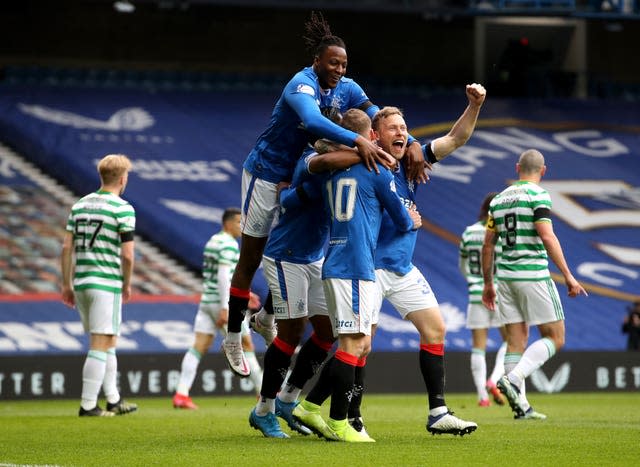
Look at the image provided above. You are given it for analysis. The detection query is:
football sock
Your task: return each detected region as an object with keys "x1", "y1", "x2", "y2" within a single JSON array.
[
  {"x1": 489, "y1": 342, "x2": 507, "y2": 383},
  {"x1": 228, "y1": 287, "x2": 250, "y2": 333},
  {"x1": 328, "y1": 350, "x2": 357, "y2": 421},
  {"x1": 256, "y1": 396, "x2": 275, "y2": 416},
  {"x1": 286, "y1": 333, "x2": 332, "y2": 394},
  {"x1": 81, "y1": 349, "x2": 107, "y2": 410},
  {"x1": 504, "y1": 351, "x2": 530, "y2": 411},
  {"x1": 470, "y1": 348, "x2": 488, "y2": 400},
  {"x1": 260, "y1": 337, "x2": 295, "y2": 399},
  {"x1": 504, "y1": 351, "x2": 521, "y2": 376},
  {"x1": 245, "y1": 350, "x2": 263, "y2": 396},
  {"x1": 177, "y1": 347, "x2": 202, "y2": 396},
  {"x1": 103, "y1": 347, "x2": 120, "y2": 404},
  {"x1": 509, "y1": 337, "x2": 556, "y2": 388},
  {"x1": 306, "y1": 355, "x2": 335, "y2": 407},
  {"x1": 419, "y1": 344, "x2": 446, "y2": 410},
  {"x1": 348, "y1": 357, "x2": 366, "y2": 419}
]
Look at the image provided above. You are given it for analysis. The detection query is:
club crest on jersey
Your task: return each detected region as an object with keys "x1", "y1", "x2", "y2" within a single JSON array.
[{"x1": 295, "y1": 84, "x2": 315, "y2": 97}]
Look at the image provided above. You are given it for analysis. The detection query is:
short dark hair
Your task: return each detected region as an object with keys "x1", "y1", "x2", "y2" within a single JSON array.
[
  {"x1": 303, "y1": 11, "x2": 346, "y2": 59},
  {"x1": 479, "y1": 192, "x2": 498, "y2": 222},
  {"x1": 222, "y1": 207, "x2": 241, "y2": 224}
]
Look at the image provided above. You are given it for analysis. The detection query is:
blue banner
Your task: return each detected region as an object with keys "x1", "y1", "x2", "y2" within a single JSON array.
[{"x1": 1, "y1": 84, "x2": 638, "y2": 352}]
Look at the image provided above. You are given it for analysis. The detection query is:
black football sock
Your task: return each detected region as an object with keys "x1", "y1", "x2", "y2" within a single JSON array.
[
  {"x1": 287, "y1": 333, "x2": 332, "y2": 391},
  {"x1": 347, "y1": 358, "x2": 366, "y2": 420},
  {"x1": 305, "y1": 355, "x2": 335, "y2": 407},
  {"x1": 328, "y1": 350, "x2": 357, "y2": 421},
  {"x1": 260, "y1": 337, "x2": 295, "y2": 399},
  {"x1": 419, "y1": 344, "x2": 446, "y2": 410},
  {"x1": 227, "y1": 288, "x2": 249, "y2": 333}
]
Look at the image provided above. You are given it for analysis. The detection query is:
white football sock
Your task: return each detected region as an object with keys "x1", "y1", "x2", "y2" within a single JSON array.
[
  {"x1": 470, "y1": 348, "x2": 488, "y2": 400},
  {"x1": 245, "y1": 351, "x2": 263, "y2": 396},
  {"x1": 488, "y1": 342, "x2": 507, "y2": 384},
  {"x1": 81, "y1": 350, "x2": 107, "y2": 410},
  {"x1": 103, "y1": 347, "x2": 120, "y2": 404},
  {"x1": 177, "y1": 347, "x2": 202, "y2": 396}
]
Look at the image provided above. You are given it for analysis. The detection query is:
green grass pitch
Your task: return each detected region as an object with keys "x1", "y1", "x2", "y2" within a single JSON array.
[{"x1": 1, "y1": 393, "x2": 638, "y2": 466}]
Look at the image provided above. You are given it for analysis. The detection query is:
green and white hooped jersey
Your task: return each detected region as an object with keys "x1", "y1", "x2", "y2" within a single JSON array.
[
  {"x1": 66, "y1": 190, "x2": 135, "y2": 293},
  {"x1": 459, "y1": 221, "x2": 501, "y2": 304},
  {"x1": 488, "y1": 180, "x2": 552, "y2": 281},
  {"x1": 200, "y1": 231, "x2": 239, "y2": 305}
]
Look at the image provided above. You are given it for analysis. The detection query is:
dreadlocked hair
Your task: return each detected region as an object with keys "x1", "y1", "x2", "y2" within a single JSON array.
[{"x1": 303, "y1": 11, "x2": 346, "y2": 58}]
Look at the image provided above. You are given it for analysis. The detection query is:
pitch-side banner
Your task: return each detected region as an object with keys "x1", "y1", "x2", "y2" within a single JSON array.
[{"x1": 0, "y1": 85, "x2": 638, "y2": 352}]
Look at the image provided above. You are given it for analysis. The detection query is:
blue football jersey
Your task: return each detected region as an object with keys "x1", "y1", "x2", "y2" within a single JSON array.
[
  {"x1": 322, "y1": 162, "x2": 415, "y2": 281},
  {"x1": 263, "y1": 153, "x2": 328, "y2": 264},
  {"x1": 243, "y1": 66, "x2": 377, "y2": 184},
  {"x1": 375, "y1": 143, "x2": 437, "y2": 274}
]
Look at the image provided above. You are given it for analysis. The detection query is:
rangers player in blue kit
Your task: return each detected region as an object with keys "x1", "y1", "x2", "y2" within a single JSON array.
[{"x1": 223, "y1": 12, "x2": 427, "y2": 376}]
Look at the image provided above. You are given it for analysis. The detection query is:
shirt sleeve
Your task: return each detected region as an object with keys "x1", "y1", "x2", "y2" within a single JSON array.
[
  {"x1": 375, "y1": 168, "x2": 414, "y2": 232},
  {"x1": 284, "y1": 79, "x2": 359, "y2": 147}
]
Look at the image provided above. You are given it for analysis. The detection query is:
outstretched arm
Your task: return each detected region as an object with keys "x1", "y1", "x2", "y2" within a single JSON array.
[{"x1": 431, "y1": 83, "x2": 486, "y2": 161}]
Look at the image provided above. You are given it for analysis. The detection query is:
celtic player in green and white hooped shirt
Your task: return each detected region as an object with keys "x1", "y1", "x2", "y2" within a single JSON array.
[
  {"x1": 200, "y1": 227, "x2": 240, "y2": 306},
  {"x1": 459, "y1": 191, "x2": 507, "y2": 407},
  {"x1": 173, "y1": 208, "x2": 264, "y2": 410},
  {"x1": 66, "y1": 190, "x2": 135, "y2": 294},
  {"x1": 487, "y1": 181, "x2": 552, "y2": 282},
  {"x1": 481, "y1": 149, "x2": 587, "y2": 420},
  {"x1": 61, "y1": 154, "x2": 138, "y2": 417}
]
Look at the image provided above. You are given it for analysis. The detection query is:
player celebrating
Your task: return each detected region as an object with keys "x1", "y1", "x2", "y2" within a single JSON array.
[
  {"x1": 222, "y1": 12, "x2": 427, "y2": 376},
  {"x1": 293, "y1": 108, "x2": 421, "y2": 442}
]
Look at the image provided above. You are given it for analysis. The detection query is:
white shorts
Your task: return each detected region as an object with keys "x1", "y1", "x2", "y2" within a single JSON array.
[
  {"x1": 373, "y1": 267, "x2": 439, "y2": 320},
  {"x1": 240, "y1": 169, "x2": 279, "y2": 238},
  {"x1": 262, "y1": 256, "x2": 328, "y2": 320},
  {"x1": 193, "y1": 302, "x2": 250, "y2": 337},
  {"x1": 75, "y1": 289, "x2": 122, "y2": 335},
  {"x1": 497, "y1": 279, "x2": 565, "y2": 326},
  {"x1": 323, "y1": 278, "x2": 377, "y2": 337},
  {"x1": 466, "y1": 303, "x2": 503, "y2": 329}
]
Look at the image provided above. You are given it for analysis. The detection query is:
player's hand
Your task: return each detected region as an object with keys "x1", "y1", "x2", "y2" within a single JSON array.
[
  {"x1": 216, "y1": 308, "x2": 229, "y2": 328},
  {"x1": 122, "y1": 285, "x2": 132, "y2": 303},
  {"x1": 61, "y1": 286, "x2": 75, "y2": 308},
  {"x1": 404, "y1": 141, "x2": 432, "y2": 183},
  {"x1": 276, "y1": 181, "x2": 291, "y2": 200},
  {"x1": 408, "y1": 203, "x2": 422, "y2": 229},
  {"x1": 355, "y1": 135, "x2": 394, "y2": 173},
  {"x1": 566, "y1": 275, "x2": 588, "y2": 297},
  {"x1": 466, "y1": 83, "x2": 487, "y2": 107},
  {"x1": 248, "y1": 292, "x2": 261, "y2": 311},
  {"x1": 482, "y1": 284, "x2": 496, "y2": 311}
]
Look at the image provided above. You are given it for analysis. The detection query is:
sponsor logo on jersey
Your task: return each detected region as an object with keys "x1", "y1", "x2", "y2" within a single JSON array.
[{"x1": 295, "y1": 84, "x2": 315, "y2": 97}]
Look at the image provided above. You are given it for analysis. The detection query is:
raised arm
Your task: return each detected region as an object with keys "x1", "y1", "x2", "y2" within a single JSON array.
[{"x1": 432, "y1": 83, "x2": 486, "y2": 161}]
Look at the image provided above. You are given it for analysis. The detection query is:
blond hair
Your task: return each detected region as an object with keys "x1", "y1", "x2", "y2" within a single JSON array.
[
  {"x1": 518, "y1": 149, "x2": 545, "y2": 175},
  {"x1": 341, "y1": 108, "x2": 371, "y2": 136},
  {"x1": 372, "y1": 106, "x2": 404, "y2": 131},
  {"x1": 98, "y1": 154, "x2": 132, "y2": 185}
]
